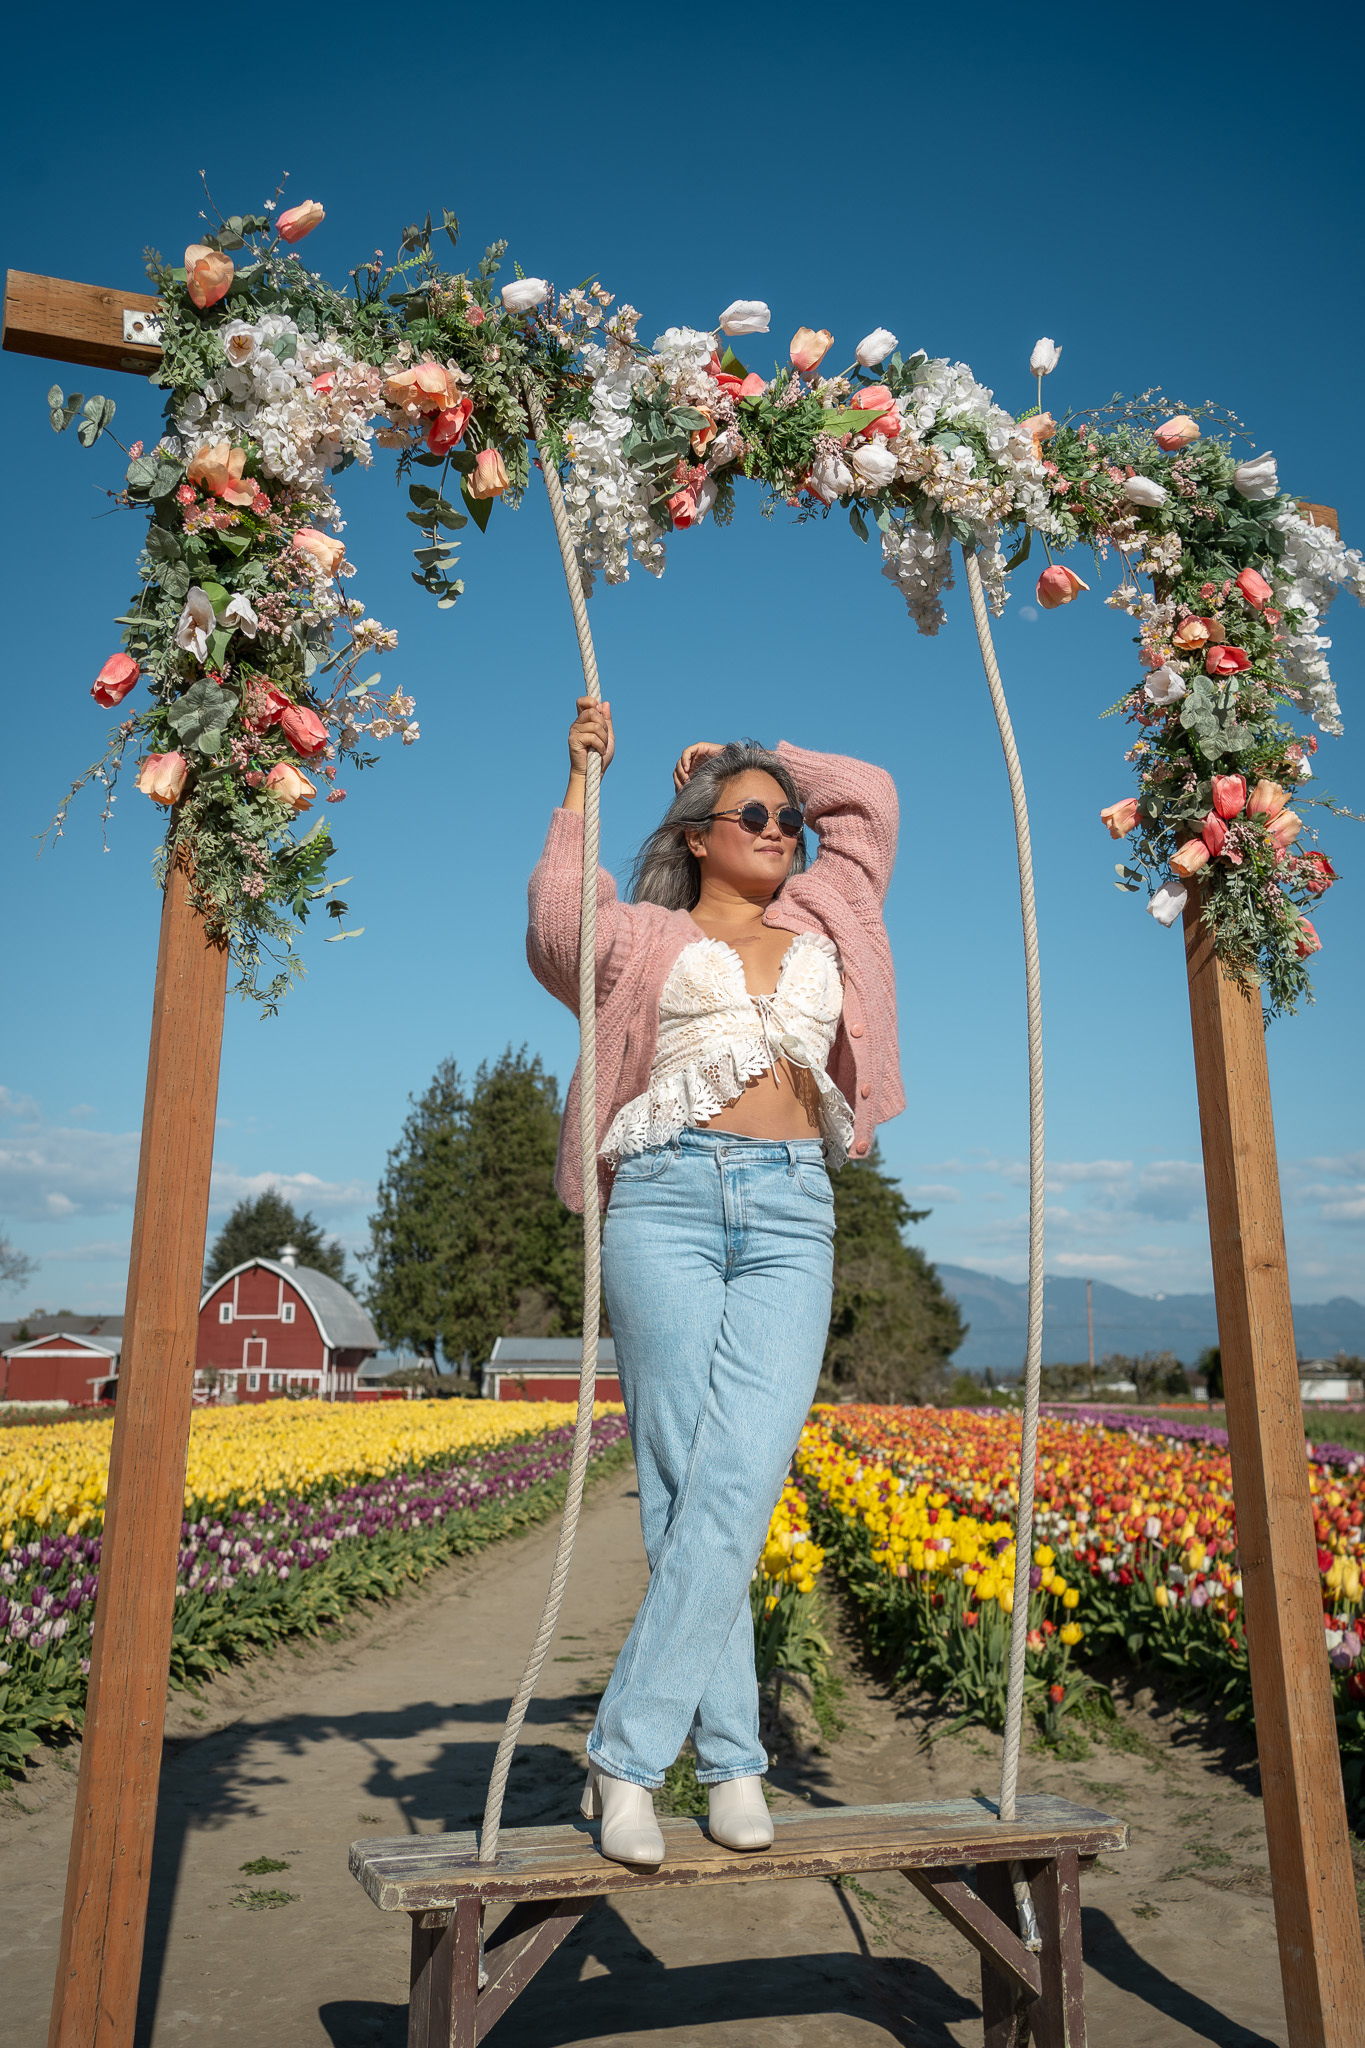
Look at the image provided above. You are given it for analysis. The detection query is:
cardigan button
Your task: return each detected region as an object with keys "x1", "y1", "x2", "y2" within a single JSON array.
[
  {"x1": 855, "y1": 1140, "x2": 870, "y2": 1155},
  {"x1": 849, "y1": 1022, "x2": 864, "y2": 1039},
  {"x1": 860, "y1": 1084, "x2": 871, "y2": 1100}
]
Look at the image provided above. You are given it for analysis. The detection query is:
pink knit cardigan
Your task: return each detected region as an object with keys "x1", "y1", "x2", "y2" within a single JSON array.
[{"x1": 527, "y1": 741, "x2": 904, "y2": 1214}]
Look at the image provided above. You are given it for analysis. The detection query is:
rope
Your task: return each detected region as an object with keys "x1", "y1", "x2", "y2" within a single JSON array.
[
  {"x1": 479, "y1": 382, "x2": 603, "y2": 1863},
  {"x1": 960, "y1": 548, "x2": 1045, "y2": 1938}
]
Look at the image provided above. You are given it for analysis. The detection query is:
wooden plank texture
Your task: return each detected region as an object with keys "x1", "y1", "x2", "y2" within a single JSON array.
[
  {"x1": 351, "y1": 1797, "x2": 1126, "y2": 1911},
  {"x1": 475, "y1": 1899, "x2": 598, "y2": 2042},
  {"x1": 1183, "y1": 892, "x2": 1365, "y2": 2046},
  {"x1": 47, "y1": 862, "x2": 228, "y2": 2048},
  {"x1": 1025, "y1": 1849, "x2": 1086, "y2": 2048},
  {"x1": 4, "y1": 270, "x2": 163, "y2": 376},
  {"x1": 902, "y1": 1867, "x2": 1041, "y2": 2000}
]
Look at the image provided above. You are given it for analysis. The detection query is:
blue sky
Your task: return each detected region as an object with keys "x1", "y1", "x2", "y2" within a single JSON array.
[{"x1": 2, "y1": 0, "x2": 1362, "y2": 1328}]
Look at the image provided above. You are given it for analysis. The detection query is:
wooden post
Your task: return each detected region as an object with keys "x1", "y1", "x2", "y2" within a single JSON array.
[
  {"x1": 47, "y1": 858, "x2": 227, "y2": 2048},
  {"x1": 1183, "y1": 890, "x2": 1365, "y2": 2046}
]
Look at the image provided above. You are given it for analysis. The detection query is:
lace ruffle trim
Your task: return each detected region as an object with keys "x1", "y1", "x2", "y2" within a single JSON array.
[{"x1": 600, "y1": 1035, "x2": 854, "y2": 1172}]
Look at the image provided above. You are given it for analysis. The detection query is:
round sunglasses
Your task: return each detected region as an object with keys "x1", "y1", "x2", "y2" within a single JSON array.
[{"x1": 704, "y1": 801, "x2": 805, "y2": 837}]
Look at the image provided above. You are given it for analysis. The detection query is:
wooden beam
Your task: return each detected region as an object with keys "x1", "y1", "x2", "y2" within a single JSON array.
[
  {"x1": 47, "y1": 860, "x2": 228, "y2": 2048},
  {"x1": 1183, "y1": 890, "x2": 1365, "y2": 2046},
  {"x1": 4, "y1": 270, "x2": 162, "y2": 376},
  {"x1": 902, "y1": 1866, "x2": 1041, "y2": 2000}
]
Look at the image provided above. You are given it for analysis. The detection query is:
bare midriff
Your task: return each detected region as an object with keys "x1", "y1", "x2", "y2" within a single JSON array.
[{"x1": 685, "y1": 918, "x2": 827, "y2": 1143}]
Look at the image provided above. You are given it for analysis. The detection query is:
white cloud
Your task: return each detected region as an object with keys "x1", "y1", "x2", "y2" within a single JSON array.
[
  {"x1": 0, "y1": 1092, "x2": 141, "y2": 1219},
  {"x1": 207, "y1": 1165, "x2": 371, "y2": 1219}
]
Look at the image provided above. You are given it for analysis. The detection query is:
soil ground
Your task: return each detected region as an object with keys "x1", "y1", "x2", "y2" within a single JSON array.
[{"x1": 1, "y1": 1462, "x2": 1308, "y2": 2047}]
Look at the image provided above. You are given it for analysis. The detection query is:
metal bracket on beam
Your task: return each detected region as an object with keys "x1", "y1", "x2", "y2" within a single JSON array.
[{"x1": 123, "y1": 308, "x2": 163, "y2": 346}]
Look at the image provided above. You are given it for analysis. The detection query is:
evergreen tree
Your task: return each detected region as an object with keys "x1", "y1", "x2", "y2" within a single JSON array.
[
  {"x1": 365, "y1": 1048, "x2": 584, "y2": 1366},
  {"x1": 821, "y1": 1146, "x2": 966, "y2": 1403},
  {"x1": 205, "y1": 1191, "x2": 350, "y2": 1286}
]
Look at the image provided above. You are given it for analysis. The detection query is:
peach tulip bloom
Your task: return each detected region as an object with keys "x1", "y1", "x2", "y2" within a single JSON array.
[
  {"x1": 293, "y1": 527, "x2": 346, "y2": 576},
  {"x1": 1267, "y1": 809, "x2": 1303, "y2": 849},
  {"x1": 689, "y1": 410, "x2": 717, "y2": 458},
  {"x1": 1234, "y1": 566, "x2": 1274, "y2": 609},
  {"x1": 1100, "y1": 798, "x2": 1139, "y2": 839},
  {"x1": 1247, "y1": 778, "x2": 1289, "y2": 821},
  {"x1": 279, "y1": 703, "x2": 329, "y2": 756},
  {"x1": 1210, "y1": 775, "x2": 1247, "y2": 819},
  {"x1": 790, "y1": 327, "x2": 834, "y2": 373},
  {"x1": 184, "y1": 244, "x2": 234, "y2": 310},
  {"x1": 277, "y1": 199, "x2": 325, "y2": 243},
  {"x1": 91, "y1": 653, "x2": 139, "y2": 707},
  {"x1": 1027, "y1": 412, "x2": 1057, "y2": 454},
  {"x1": 384, "y1": 362, "x2": 460, "y2": 413},
  {"x1": 1154, "y1": 415, "x2": 1200, "y2": 452},
  {"x1": 1036, "y1": 565, "x2": 1089, "y2": 609},
  {"x1": 137, "y1": 752, "x2": 189, "y2": 806},
  {"x1": 263, "y1": 763, "x2": 317, "y2": 813},
  {"x1": 467, "y1": 448, "x2": 509, "y2": 499},
  {"x1": 1170, "y1": 840, "x2": 1210, "y2": 879},
  {"x1": 187, "y1": 440, "x2": 256, "y2": 508},
  {"x1": 1172, "y1": 616, "x2": 1212, "y2": 651}
]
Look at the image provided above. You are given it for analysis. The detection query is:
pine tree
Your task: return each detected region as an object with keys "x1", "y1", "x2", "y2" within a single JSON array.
[
  {"x1": 822, "y1": 1146, "x2": 966, "y2": 1403},
  {"x1": 205, "y1": 1191, "x2": 350, "y2": 1287},
  {"x1": 365, "y1": 1049, "x2": 584, "y2": 1366}
]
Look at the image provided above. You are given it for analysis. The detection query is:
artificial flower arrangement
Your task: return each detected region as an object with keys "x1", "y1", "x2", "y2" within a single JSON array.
[{"x1": 46, "y1": 193, "x2": 1361, "y2": 1010}]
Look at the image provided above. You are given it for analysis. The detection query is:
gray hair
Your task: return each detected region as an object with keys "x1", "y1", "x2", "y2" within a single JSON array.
[{"x1": 628, "y1": 741, "x2": 808, "y2": 910}]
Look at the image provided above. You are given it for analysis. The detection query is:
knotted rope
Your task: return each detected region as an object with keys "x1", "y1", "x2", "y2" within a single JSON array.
[
  {"x1": 960, "y1": 546, "x2": 1046, "y2": 1943},
  {"x1": 479, "y1": 382, "x2": 603, "y2": 1862}
]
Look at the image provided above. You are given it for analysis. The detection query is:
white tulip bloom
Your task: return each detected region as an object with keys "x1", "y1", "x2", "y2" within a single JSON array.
[
  {"x1": 218, "y1": 593, "x2": 259, "y2": 638},
  {"x1": 850, "y1": 442, "x2": 898, "y2": 492},
  {"x1": 810, "y1": 449, "x2": 855, "y2": 502},
  {"x1": 174, "y1": 587, "x2": 216, "y2": 665},
  {"x1": 717, "y1": 299, "x2": 771, "y2": 336},
  {"x1": 500, "y1": 278, "x2": 550, "y2": 314},
  {"x1": 220, "y1": 320, "x2": 261, "y2": 368},
  {"x1": 1123, "y1": 475, "x2": 1168, "y2": 508},
  {"x1": 855, "y1": 328, "x2": 897, "y2": 367},
  {"x1": 1233, "y1": 451, "x2": 1279, "y2": 501},
  {"x1": 1147, "y1": 881, "x2": 1188, "y2": 927},
  {"x1": 1143, "y1": 666, "x2": 1187, "y2": 704},
  {"x1": 1030, "y1": 337, "x2": 1062, "y2": 377}
]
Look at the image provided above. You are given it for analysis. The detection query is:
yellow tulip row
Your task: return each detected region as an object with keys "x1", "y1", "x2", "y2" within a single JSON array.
[
  {"x1": 1, "y1": 1399, "x2": 624, "y2": 1541},
  {"x1": 756, "y1": 1483, "x2": 827, "y2": 1610}
]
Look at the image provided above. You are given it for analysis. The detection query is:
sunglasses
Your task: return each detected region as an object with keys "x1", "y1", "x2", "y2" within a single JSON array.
[{"x1": 705, "y1": 802, "x2": 805, "y2": 837}]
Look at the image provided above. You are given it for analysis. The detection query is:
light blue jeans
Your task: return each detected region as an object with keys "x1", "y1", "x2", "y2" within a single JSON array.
[{"x1": 588, "y1": 1127, "x2": 835, "y2": 1789}]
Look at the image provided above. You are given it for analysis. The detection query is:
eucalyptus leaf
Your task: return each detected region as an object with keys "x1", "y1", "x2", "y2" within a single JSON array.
[
  {"x1": 1004, "y1": 529, "x2": 1033, "y2": 573},
  {"x1": 149, "y1": 460, "x2": 184, "y2": 500},
  {"x1": 849, "y1": 506, "x2": 869, "y2": 544},
  {"x1": 76, "y1": 395, "x2": 116, "y2": 448},
  {"x1": 461, "y1": 476, "x2": 494, "y2": 532}
]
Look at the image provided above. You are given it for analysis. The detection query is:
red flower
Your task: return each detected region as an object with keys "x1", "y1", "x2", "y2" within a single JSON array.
[
  {"x1": 1234, "y1": 567, "x2": 1273, "y2": 610},
  {"x1": 427, "y1": 397, "x2": 474, "y2": 456},
  {"x1": 1211, "y1": 775, "x2": 1248, "y2": 819},
  {"x1": 963, "y1": 1609, "x2": 979, "y2": 1627},
  {"x1": 1295, "y1": 918, "x2": 1322, "y2": 959},
  {"x1": 91, "y1": 653, "x2": 140, "y2": 707},
  {"x1": 1037, "y1": 565, "x2": 1089, "y2": 609},
  {"x1": 279, "y1": 703, "x2": 329, "y2": 756},
  {"x1": 1049, "y1": 1683, "x2": 1065, "y2": 1705},
  {"x1": 1300, "y1": 853, "x2": 1337, "y2": 896},
  {"x1": 1206, "y1": 645, "x2": 1250, "y2": 678},
  {"x1": 1201, "y1": 812, "x2": 1228, "y2": 858}
]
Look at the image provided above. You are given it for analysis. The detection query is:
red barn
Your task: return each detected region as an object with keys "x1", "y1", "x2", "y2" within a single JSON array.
[
  {"x1": 1, "y1": 1319, "x2": 121, "y2": 1406},
  {"x1": 480, "y1": 1336, "x2": 621, "y2": 1403},
  {"x1": 196, "y1": 1250, "x2": 380, "y2": 1401}
]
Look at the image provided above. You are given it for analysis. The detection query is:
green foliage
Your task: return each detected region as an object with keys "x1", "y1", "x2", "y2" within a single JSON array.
[
  {"x1": 821, "y1": 1148, "x2": 966, "y2": 1403},
  {"x1": 205, "y1": 1190, "x2": 351, "y2": 1288},
  {"x1": 365, "y1": 1049, "x2": 584, "y2": 1368}
]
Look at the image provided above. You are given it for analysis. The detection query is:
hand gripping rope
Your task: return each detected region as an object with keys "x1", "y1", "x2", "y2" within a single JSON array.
[{"x1": 478, "y1": 405, "x2": 1047, "y2": 1956}]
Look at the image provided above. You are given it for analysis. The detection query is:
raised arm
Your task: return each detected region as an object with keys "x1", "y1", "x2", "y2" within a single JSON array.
[
  {"x1": 526, "y1": 696, "x2": 635, "y2": 1012},
  {"x1": 775, "y1": 741, "x2": 899, "y2": 911}
]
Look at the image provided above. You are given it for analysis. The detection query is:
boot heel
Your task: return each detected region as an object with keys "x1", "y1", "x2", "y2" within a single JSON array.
[{"x1": 579, "y1": 1763, "x2": 603, "y2": 1820}]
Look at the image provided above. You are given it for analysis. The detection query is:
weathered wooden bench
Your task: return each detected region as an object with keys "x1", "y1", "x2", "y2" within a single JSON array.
[{"x1": 350, "y1": 1792, "x2": 1126, "y2": 2047}]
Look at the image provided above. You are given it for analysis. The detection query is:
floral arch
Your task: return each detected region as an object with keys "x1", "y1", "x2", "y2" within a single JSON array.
[{"x1": 47, "y1": 194, "x2": 1363, "y2": 1012}]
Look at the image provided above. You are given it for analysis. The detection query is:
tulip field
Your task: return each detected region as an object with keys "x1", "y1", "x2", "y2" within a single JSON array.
[
  {"x1": 796, "y1": 1405, "x2": 1365, "y2": 1799},
  {"x1": 0, "y1": 1399, "x2": 630, "y2": 1771}
]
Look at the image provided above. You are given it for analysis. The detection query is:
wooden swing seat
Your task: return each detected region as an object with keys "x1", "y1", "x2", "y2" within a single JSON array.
[{"x1": 350, "y1": 1791, "x2": 1125, "y2": 2048}]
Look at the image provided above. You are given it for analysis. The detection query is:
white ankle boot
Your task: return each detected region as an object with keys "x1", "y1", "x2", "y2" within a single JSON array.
[
  {"x1": 707, "y1": 1775, "x2": 774, "y2": 1851},
  {"x1": 581, "y1": 1762, "x2": 665, "y2": 1869}
]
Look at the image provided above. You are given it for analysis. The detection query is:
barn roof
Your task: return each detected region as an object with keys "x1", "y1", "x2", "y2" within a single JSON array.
[
  {"x1": 1, "y1": 1330, "x2": 122, "y2": 1361},
  {"x1": 486, "y1": 1337, "x2": 617, "y2": 1367},
  {"x1": 202, "y1": 1261, "x2": 380, "y2": 1353}
]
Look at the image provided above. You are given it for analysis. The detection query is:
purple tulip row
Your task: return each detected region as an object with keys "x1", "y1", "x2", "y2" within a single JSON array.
[
  {"x1": 0, "y1": 1415, "x2": 630, "y2": 1663},
  {"x1": 1033, "y1": 1403, "x2": 1363, "y2": 1474}
]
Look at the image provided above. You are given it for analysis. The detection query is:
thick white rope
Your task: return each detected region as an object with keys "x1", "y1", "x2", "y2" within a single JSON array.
[
  {"x1": 479, "y1": 382, "x2": 603, "y2": 1863},
  {"x1": 960, "y1": 548, "x2": 1045, "y2": 1940}
]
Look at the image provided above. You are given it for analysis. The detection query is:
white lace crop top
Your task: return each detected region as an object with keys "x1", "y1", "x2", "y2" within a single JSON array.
[{"x1": 600, "y1": 931, "x2": 854, "y2": 1171}]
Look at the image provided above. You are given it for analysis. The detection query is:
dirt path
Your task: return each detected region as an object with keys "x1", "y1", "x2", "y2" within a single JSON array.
[{"x1": 3, "y1": 1464, "x2": 1292, "y2": 2047}]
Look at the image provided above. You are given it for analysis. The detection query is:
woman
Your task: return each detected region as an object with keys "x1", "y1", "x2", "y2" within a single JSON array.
[{"x1": 528, "y1": 696, "x2": 902, "y2": 1869}]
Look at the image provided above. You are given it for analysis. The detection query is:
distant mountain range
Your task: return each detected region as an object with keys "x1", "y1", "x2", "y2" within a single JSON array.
[{"x1": 937, "y1": 1266, "x2": 1365, "y2": 1374}]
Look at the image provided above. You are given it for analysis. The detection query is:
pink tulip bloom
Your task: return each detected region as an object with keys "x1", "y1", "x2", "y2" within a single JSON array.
[
  {"x1": 1100, "y1": 799, "x2": 1139, "y2": 839},
  {"x1": 851, "y1": 383, "x2": 899, "y2": 438},
  {"x1": 737, "y1": 372, "x2": 767, "y2": 398},
  {"x1": 1170, "y1": 840, "x2": 1211, "y2": 879},
  {"x1": 91, "y1": 653, "x2": 139, "y2": 707},
  {"x1": 789, "y1": 327, "x2": 834, "y2": 373},
  {"x1": 311, "y1": 372, "x2": 337, "y2": 395},
  {"x1": 263, "y1": 763, "x2": 317, "y2": 813},
  {"x1": 1211, "y1": 775, "x2": 1247, "y2": 820},
  {"x1": 245, "y1": 685, "x2": 291, "y2": 733},
  {"x1": 427, "y1": 397, "x2": 474, "y2": 456},
  {"x1": 1234, "y1": 566, "x2": 1273, "y2": 610},
  {"x1": 1201, "y1": 812, "x2": 1228, "y2": 857},
  {"x1": 277, "y1": 200, "x2": 325, "y2": 243},
  {"x1": 293, "y1": 527, "x2": 346, "y2": 575},
  {"x1": 1268, "y1": 809, "x2": 1303, "y2": 849},
  {"x1": 1036, "y1": 565, "x2": 1089, "y2": 609},
  {"x1": 137, "y1": 752, "x2": 189, "y2": 806},
  {"x1": 1295, "y1": 917, "x2": 1322, "y2": 959},
  {"x1": 467, "y1": 448, "x2": 510, "y2": 500},
  {"x1": 184, "y1": 244, "x2": 234, "y2": 310},
  {"x1": 1206, "y1": 645, "x2": 1250, "y2": 677},
  {"x1": 187, "y1": 440, "x2": 256, "y2": 508},
  {"x1": 1247, "y1": 778, "x2": 1289, "y2": 821},
  {"x1": 1154, "y1": 415, "x2": 1200, "y2": 451},
  {"x1": 1300, "y1": 853, "x2": 1337, "y2": 895},
  {"x1": 279, "y1": 703, "x2": 329, "y2": 756}
]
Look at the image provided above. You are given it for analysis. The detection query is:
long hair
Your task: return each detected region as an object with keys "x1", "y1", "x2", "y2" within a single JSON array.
[{"x1": 628, "y1": 741, "x2": 808, "y2": 910}]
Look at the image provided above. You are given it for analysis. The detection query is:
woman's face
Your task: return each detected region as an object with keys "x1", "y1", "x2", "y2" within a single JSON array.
[{"x1": 686, "y1": 771, "x2": 800, "y2": 898}]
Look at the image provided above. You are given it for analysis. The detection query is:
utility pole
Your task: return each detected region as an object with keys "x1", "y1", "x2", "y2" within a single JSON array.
[{"x1": 1086, "y1": 1279, "x2": 1095, "y2": 1401}]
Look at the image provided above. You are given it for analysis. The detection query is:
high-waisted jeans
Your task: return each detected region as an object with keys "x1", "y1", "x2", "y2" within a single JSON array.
[{"x1": 588, "y1": 1127, "x2": 836, "y2": 1789}]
